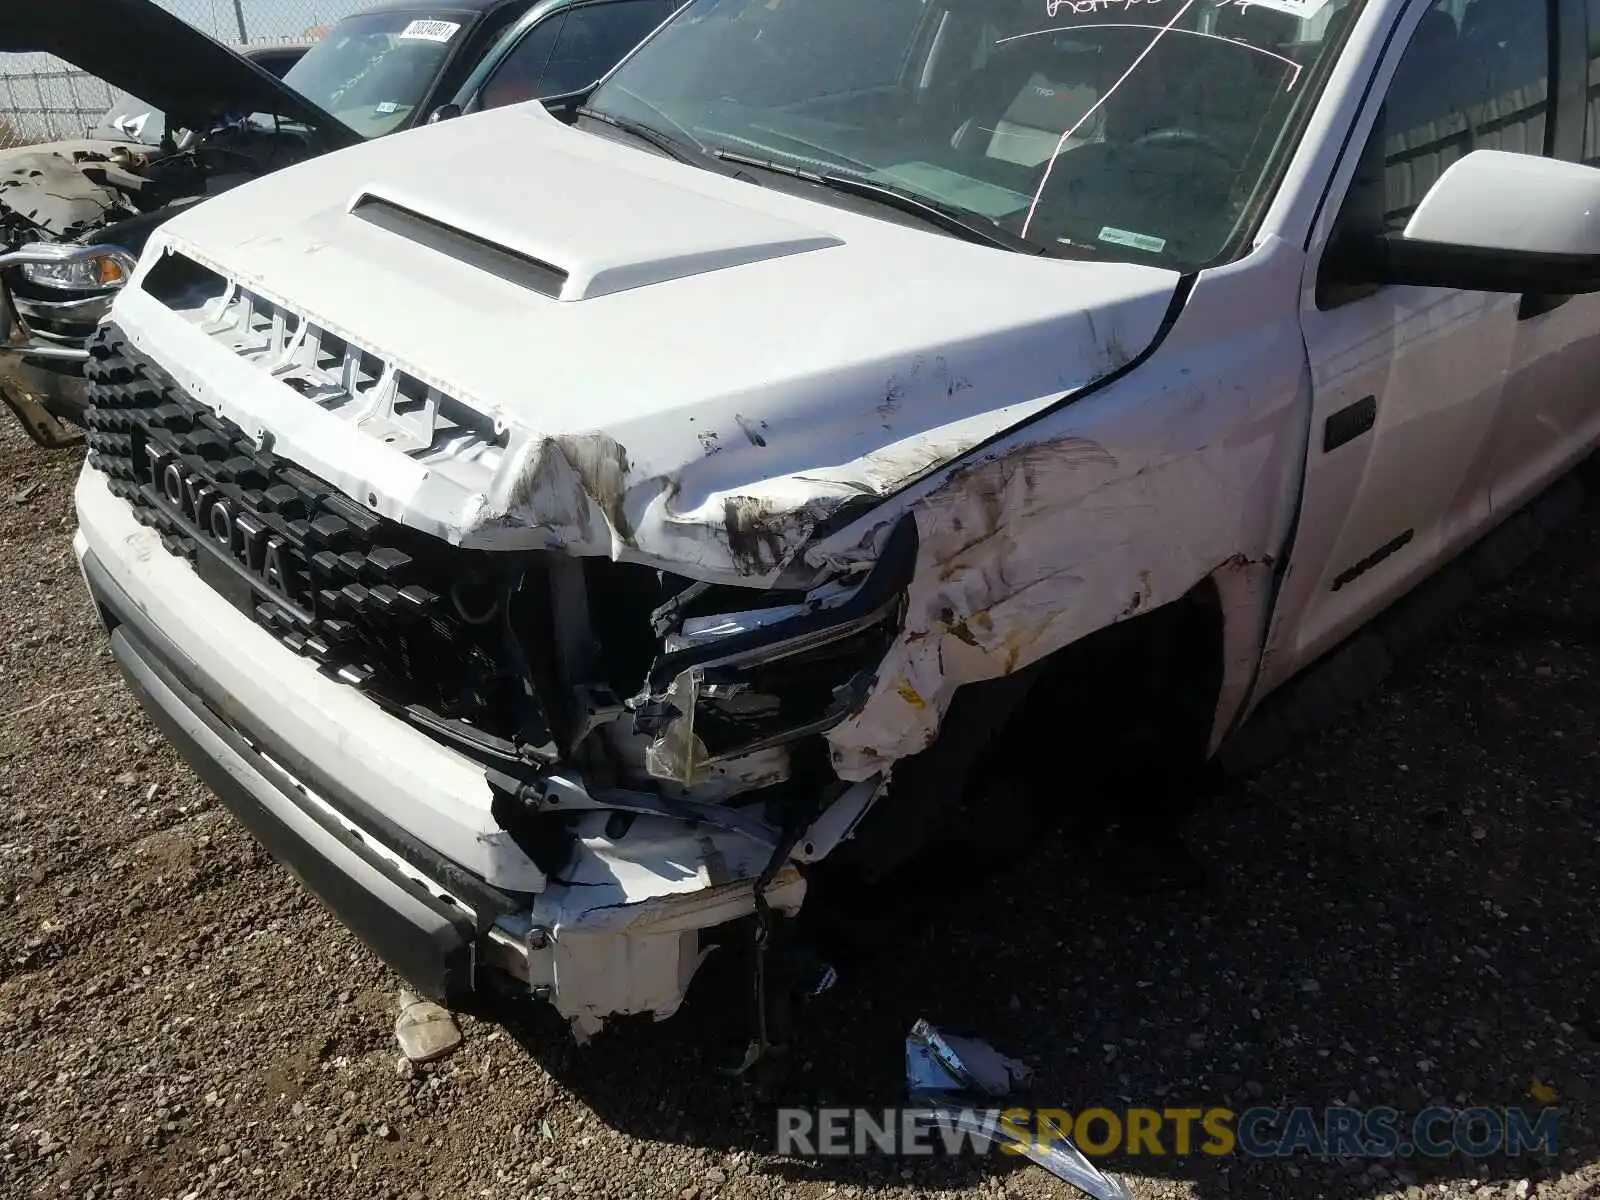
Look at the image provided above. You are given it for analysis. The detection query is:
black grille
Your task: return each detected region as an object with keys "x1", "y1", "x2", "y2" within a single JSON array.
[{"x1": 82, "y1": 326, "x2": 554, "y2": 759}]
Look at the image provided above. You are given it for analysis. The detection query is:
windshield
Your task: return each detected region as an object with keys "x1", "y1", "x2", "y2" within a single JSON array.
[
  {"x1": 587, "y1": 0, "x2": 1364, "y2": 266},
  {"x1": 280, "y1": 9, "x2": 475, "y2": 137}
]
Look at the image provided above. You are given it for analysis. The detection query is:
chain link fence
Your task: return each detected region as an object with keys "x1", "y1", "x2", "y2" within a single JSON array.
[{"x1": 0, "y1": 0, "x2": 379, "y2": 149}]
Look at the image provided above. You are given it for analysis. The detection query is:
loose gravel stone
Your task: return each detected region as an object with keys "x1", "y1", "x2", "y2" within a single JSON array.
[{"x1": 394, "y1": 991, "x2": 463, "y2": 1064}]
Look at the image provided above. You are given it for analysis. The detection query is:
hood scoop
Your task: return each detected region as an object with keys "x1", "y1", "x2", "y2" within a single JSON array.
[
  {"x1": 351, "y1": 194, "x2": 570, "y2": 300},
  {"x1": 347, "y1": 152, "x2": 845, "y2": 302}
]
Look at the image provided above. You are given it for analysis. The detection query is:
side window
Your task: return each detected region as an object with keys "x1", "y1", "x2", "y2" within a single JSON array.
[
  {"x1": 1373, "y1": 0, "x2": 1551, "y2": 232},
  {"x1": 434, "y1": 3, "x2": 531, "y2": 105},
  {"x1": 479, "y1": 18, "x2": 564, "y2": 109},
  {"x1": 536, "y1": 0, "x2": 668, "y2": 98}
]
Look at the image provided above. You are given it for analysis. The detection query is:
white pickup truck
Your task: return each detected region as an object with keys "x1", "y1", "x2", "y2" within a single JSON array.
[{"x1": 71, "y1": 0, "x2": 1600, "y2": 1042}]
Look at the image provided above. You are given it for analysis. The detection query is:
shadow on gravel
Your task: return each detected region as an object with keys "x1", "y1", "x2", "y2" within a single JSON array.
[{"x1": 476, "y1": 492, "x2": 1600, "y2": 1200}]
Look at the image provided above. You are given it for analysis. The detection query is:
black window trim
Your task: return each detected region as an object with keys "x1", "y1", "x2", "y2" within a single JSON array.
[
  {"x1": 1563, "y1": 0, "x2": 1593, "y2": 164},
  {"x1": 476, "y1": 5, "x2": 567, "y2": 108},
  {"x1": 532, "y1": 0, "x2": 671, "y2": 102}
]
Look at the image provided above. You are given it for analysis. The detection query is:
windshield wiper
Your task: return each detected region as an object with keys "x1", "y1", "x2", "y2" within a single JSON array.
[
  {"x1": 711, "y1": 148, "x2": 1046, "y2": 256},
  {"x1": 575, "y1": 106, "x2": 748, "y2": 181}
]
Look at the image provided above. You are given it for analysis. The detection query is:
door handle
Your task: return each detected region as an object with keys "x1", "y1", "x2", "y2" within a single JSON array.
[{"x1": 1323, "y1": 395, "x2": 1377, "y2": 452}]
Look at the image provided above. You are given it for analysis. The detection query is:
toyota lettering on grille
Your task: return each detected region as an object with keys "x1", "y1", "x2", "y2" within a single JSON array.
[
  {"x1": 86, "y1": 330, "x2": 547, "y2": 741},
  {"x1": 143, "y1": 445, "x2": 312, "y2": 620}
]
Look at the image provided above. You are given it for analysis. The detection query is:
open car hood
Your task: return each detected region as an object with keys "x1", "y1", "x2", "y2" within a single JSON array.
[{"x1": 1, "y1": 0, "x2": 358, "y2": 147}]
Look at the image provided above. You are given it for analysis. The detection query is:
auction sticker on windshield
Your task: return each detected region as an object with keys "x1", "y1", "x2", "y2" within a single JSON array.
[{"x1": 399, "y1": 18, "x2": 461, "y2": 41}]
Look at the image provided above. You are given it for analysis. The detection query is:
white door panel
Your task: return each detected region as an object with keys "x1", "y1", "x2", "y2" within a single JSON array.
[
  {"x1": 1484, "y1": 296, "x2": 1600, "y2": 519},
  {"x1": 1258, "y1": 0, "x2": 1557, "y2": 699},
  {"x1": 1485, "y1": 9, "x2": 1600, "y2": 518},
  {"x1": 1269, "y1": 287, "x2": 1514, "y2": 684}
]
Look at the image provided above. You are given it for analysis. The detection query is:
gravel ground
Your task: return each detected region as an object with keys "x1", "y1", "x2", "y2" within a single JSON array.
[{"x1": 2, "y1": 415, "x2": 1598, "y2": 1200}]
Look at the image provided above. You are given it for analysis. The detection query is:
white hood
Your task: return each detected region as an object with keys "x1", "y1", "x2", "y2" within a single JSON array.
[{"x1": 118, "y1": 102, "x2": 1183, "y2": 584}]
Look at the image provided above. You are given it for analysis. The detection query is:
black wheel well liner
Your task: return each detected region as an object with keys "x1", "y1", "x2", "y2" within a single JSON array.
[{"x1": 834, "y1": 575, "x2": 1226, "y2": 881}]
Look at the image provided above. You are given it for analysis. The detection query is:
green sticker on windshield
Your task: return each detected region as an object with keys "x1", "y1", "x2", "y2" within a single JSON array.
[{"x1": 1097, "y1": 226, "x2": 1166, "y2": 254}]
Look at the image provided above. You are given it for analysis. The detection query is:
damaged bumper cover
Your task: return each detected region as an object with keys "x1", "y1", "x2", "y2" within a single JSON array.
[
  {"x1": 74, "y1": 447, "x2": 893, "y2": 1036},
  {"x1": 78, "y1": 529, "x2": 814, "y2": 1032}
]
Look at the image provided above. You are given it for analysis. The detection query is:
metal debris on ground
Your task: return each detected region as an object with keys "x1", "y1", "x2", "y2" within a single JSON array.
[
  {"x1": 905, "y1": 1018, "x2": 1130, "y2": 1200},
  {"x1": 10, "y1": 480, "x2": 42, "y2": 505},
  {"x1": 394, "y1": 989, "x2": 463, "y2": 1064}
]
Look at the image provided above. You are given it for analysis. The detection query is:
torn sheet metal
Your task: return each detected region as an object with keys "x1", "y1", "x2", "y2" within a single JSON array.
[
  {"x1": 820, "y1": 238, "x2": 1313, "y2": 778},
  {"x1": 906, "y1": 1019, "x2": 1130, "y2": 1200}
]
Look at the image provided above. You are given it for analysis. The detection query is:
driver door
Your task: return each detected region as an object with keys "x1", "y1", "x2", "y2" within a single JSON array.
[{"x1": 1259, "y1": 0, "x2": 1558, "y2": 692}]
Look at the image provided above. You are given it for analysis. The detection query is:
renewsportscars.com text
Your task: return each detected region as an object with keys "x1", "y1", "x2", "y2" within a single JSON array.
[{"x1": 777, "y1": 1106, "x2": 1560, "y2": 1160}]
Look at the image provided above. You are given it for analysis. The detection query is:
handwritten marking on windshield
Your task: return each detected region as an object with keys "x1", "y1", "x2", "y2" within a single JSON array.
[
  {"x1": 1022, "y1": 0, "x2": 1197, "y2": 239},
  {"x1": 1000, "y1": 24, "x2": 1305, "y2": 87},
  {"x1": 1048, "y1": 0, "x2": 1173, "y2": 13},
  {"x1": 1047, "y1": 0, "x2": 1329, "y2": 12}
]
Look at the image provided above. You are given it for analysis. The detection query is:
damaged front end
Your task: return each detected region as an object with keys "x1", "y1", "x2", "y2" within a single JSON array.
[
  {"x1": 629, "y1": 517, "x2": 915, "y2": 786},
  {"x1": 80, "y1": 326, "x2": 915, "y2": 1041},
  {"x1": 479, "y1": 520, "x2": 916, "y2": 1042},
  {"x1": 0, "y1": 151, "x2": 143, "y2": 444}
]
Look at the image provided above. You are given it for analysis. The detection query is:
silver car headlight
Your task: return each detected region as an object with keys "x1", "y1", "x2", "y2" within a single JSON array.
[{"x1": 19, "y1": 247, "x2": 137, "y2": 291}]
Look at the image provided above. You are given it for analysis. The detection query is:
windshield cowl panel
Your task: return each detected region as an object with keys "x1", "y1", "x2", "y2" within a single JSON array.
[
  {"x1": 280, "y1": 9, "x2": 477, "y2": 139},
  {"x1": 587, "y1": 0, "x2": 1363, "y2": 267}
]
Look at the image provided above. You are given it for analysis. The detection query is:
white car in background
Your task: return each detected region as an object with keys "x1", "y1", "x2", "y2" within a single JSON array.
[{"x1": 71, "y1": 0, "x2": 1600, "y2": 1044}]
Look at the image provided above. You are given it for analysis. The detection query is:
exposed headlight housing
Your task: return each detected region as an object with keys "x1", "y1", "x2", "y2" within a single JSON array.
[
  {"x1": 635, "y1": 517, "x2": 917, "y2": 783},
  {"x1": 19, "y1": 247, "x2": 137, "y2": 291}
]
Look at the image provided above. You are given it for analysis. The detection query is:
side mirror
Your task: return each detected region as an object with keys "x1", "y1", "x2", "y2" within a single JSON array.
[
  {"x1": 1326, "y1": 150, "x2": 1600, "y2": 295},
  {"x1": 427, "y1": 102, "x2": 463, "y2": 125}
]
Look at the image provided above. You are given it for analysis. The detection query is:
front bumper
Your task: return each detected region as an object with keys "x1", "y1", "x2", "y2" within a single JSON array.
[
  {"x1": 95, "y1": 557, "x2": 481, "y2": 1000},
  {"x1": 75, "y1": 464, "x2": 808, "y2": 1035}
]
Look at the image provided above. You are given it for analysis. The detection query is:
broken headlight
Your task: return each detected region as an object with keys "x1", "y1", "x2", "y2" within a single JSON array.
[
  {"x1": 635, "y1": 517, "x2": 917, "y2": 783},
  {"x1": 18, "y1": 246, "x2": 137, "y2": 291}
]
